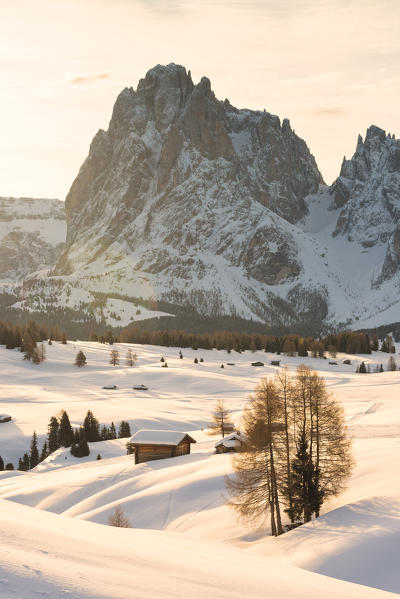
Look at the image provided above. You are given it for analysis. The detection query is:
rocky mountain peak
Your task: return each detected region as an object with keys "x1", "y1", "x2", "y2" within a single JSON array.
[
  {"x1": 329, "y1": 125, "x2": 400, "y2": 283},
  {"x1": 53, "y1": 63, "x2": 325, "y2": 323}
]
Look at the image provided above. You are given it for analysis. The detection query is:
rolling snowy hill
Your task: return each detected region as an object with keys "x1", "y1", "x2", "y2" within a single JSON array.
[{"x1": 1, "y1": 341, "x2": 400, "y2": 596}]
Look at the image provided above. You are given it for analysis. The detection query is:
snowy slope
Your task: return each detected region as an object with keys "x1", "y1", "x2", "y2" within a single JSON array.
[
  {"x1": 2, "y1": 499, "x2": 394, "y2": 599},
  {"x1": 1, "y1": 342, "x2": 400, "y2": 595}
]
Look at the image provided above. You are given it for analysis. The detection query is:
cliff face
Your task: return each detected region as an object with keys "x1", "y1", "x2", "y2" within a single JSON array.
[{"x1": 329, "y1": 125, "x2": 400, "y2": 284}]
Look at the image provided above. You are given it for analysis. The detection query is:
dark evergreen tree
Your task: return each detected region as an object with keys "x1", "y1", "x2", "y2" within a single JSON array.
[
  {"x1": 40, "y1": 442, "x2": 48, "y2": 462},
  {"x1": 109, "y1": 422, "x2": 117, "y2": 440},
  {"x1": 380, "y1": 363, "x2": 384, "y2": 372},
  {"x1": 58, "y1": 410, "x2": 74, "y2": 447},
  {"x1": 83, "y1": 410, "x2": 100, "y2": 442},
  {"x1": 160, "y1": 356, "x2": 165, "y2": 362},
  {"x1": 18, "y1": 457, "x2": 24, "y2": 471},
  {"x1": 5, "y1": 463, "x2": 14, "y2": 470},
  {"x1": 358, "y1": 361, "x2": 367, "y2": 373},
  {"x1": 221, "y1": 364, "x2": 224, "y2": 368},
  {"x1": 289, "y1": 435, "x2": 315, "y2": 523},
  {"x1": 75, "y1": 350, "x2": 87, "y2": 367},
  {"x1": 29, "y1": 431, "x2": 39, "y2": 469},
  {"x1": 200, "y1": 357, "x2": 204, "y2": 363},
  {"x1": 194, "y1": 357, "x2": 198, "y2": 364},
  {"x1": 101, "y1": 425, "x2": 109, "y2": 440},
  {"x1": 47, "y1": 416, "x2": 60, "y2": 453},
  {"x1": 118, "y1": 421, "x2": 131, "y2": 438},
  {"x1": 0, "y1": 455, "x2": 4, "y2": 471},
  {"x1": 96, "y1": 454, "x2": 102, "y2": 460},
  {"x1": 79, "y1": 437, "x2": 90, "y2": 457},
  {"x1": 22, "y1": 452, "x2": 30, "y2": 471}
]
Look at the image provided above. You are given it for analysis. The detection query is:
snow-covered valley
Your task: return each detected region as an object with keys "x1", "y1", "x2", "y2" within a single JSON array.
[{"x1": 0, "y1": 340, "x2": 400, "y2": 597}]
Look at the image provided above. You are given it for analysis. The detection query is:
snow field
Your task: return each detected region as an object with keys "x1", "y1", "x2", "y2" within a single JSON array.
[{"x1": 1, "y1": 340, "x2": 400, "y2": 596}]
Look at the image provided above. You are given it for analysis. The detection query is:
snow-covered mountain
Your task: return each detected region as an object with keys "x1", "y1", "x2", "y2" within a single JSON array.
[
  {"x1": 0, "y1": 197, "x2": 65, "y2": 285},
  {"x1": 2, "y1": 64, "x2": 400, "y2": 332}
]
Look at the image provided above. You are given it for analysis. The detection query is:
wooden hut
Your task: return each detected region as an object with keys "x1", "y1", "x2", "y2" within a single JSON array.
[
  {"x1": 271, "y1": 360, "x2": 280, "y2": 366},
  {"x1": 0, "y1": 414, "x2": 11, "y2": 423},
  {"x1": 126, "y1": 430, "x2": 197, "y2": 465},
  {"x1": 215, "y1": 432, "x2": 243, "y2": 454}
]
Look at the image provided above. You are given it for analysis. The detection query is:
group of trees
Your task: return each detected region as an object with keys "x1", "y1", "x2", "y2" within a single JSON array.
[
  {"x1": 0, "y1": 455, "x2": 15, "y2": 471},
  {"x1": 74, "y1": 349, "x2": 137, "y2": 368},
  {"x1": 14, "y1": 410, "x2": 132, "y2": 471},
  {"x1": 356, "y1": 355, "x2": 398, "y2": 373},
  {"x1": 0, "y1": 319, "x2": 67, "y2": 351},
  {"x1": 226, "y1": 366, "x2": 353, "y2": 536}
]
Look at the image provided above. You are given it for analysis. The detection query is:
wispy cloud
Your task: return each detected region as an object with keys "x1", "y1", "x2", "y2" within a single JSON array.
[{"x1": 69, "y1": 72, "x2": 111, "y2": 85}]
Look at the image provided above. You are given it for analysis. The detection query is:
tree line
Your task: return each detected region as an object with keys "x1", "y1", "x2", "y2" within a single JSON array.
[
  {"x1": 0, "y1": 318, "x2": 396, "y2": 360},
  {"x1": 119, "y1": 326, "x2": 395, "y2": 356},
  {"x1": 1, "y1": 410, "x2": 133, "y2": 472},
  {"x1": 226, "y1": 365, "x2": 353, "y2": 535}
]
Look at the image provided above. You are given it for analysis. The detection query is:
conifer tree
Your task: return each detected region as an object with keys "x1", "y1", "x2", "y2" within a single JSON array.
[
  {"x1": 75, "y1": 350, "x2": 87, "y2": 367},
  {"x1": 58, "y1": 410, "x2": 74, "y2": 447},
  {"x1": 83, "y1": 410, "x2": 100, "y2": 442},
  {"x1": 101, "y1": 425, "x2": 109, "y2": 440},
  {"x1": 18, "y1": 457, "x2": 24, "y2": 471},
  {"x1": 40, "y1": 442, "x2": 48, "y2": 462},
  {"x1": 96, "y1": 454, "x2": 102, "y2": 460},
  {"x1": 0, "y1": 455, "x2": 4, "y2": 471},
  {"x1": 29, "y1": 431, "x2": 39, "y2": 469},
  {"x1": 388, "y1": 355, "x2": 397, "y2": 371},
  {"x1": 47, "y1": 416, "x2": 60, "y2": 453},
  {"x1": 22, "y1": 453, "x2": 30, "y2": 471},
  {"x1": 109, "y1": 422, "x2": 117, "y2": 440},
  {"x1": 358, "y1": 361, "x2": 367, "y2": 373},
  {"x1": 194, "y1": 357, "x2": 198, "y2": 364},
  {"x1": 118, "y1": 421, "x2": 131, "y2": 438},
  {"x1": 5, "y1": 463, "x2": 14, "y2": 470}
]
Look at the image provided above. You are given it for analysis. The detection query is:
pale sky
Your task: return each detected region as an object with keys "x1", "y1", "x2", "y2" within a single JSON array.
[{"x1": 1, "y1": 0, "x2": 399, "y2": 199}]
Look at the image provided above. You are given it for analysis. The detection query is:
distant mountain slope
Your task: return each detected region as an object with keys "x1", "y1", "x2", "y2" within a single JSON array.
[{"x1": 0, "y1": 197, "x2": 65, "y2": 285}]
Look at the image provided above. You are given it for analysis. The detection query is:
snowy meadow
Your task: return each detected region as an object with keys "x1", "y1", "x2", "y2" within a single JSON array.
[{"x1": 0, "y1": 340, "x2": 399, "y2": 598}]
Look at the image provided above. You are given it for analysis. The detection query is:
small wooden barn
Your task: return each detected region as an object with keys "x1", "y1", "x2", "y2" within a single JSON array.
[
  {"x1": 251, "y1": 361, "x2": 264, "y2": 367},
  {"x1": 271, "y1": 360, "x2": 280, "y2": 366},
  {"x1": 126, "y1": 430, "x2": 197, "y2": 465},
  {"x1": 0, "y1": 414, "x2": 11, "y2": 423},
  {"x1": 215, "y1": 432, "x2": 243, "y2": 454}
]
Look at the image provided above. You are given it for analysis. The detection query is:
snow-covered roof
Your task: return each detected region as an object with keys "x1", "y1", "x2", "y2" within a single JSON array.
[
  {"x1": 215, "y1": 433, "x2": 242, "y2": 447},
  {"x1": 0, "y1": 413, "x2": 11, "y2": 421},
  {"x1": 128, "y1": 430, "x2": 196, "y2": 446}
]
